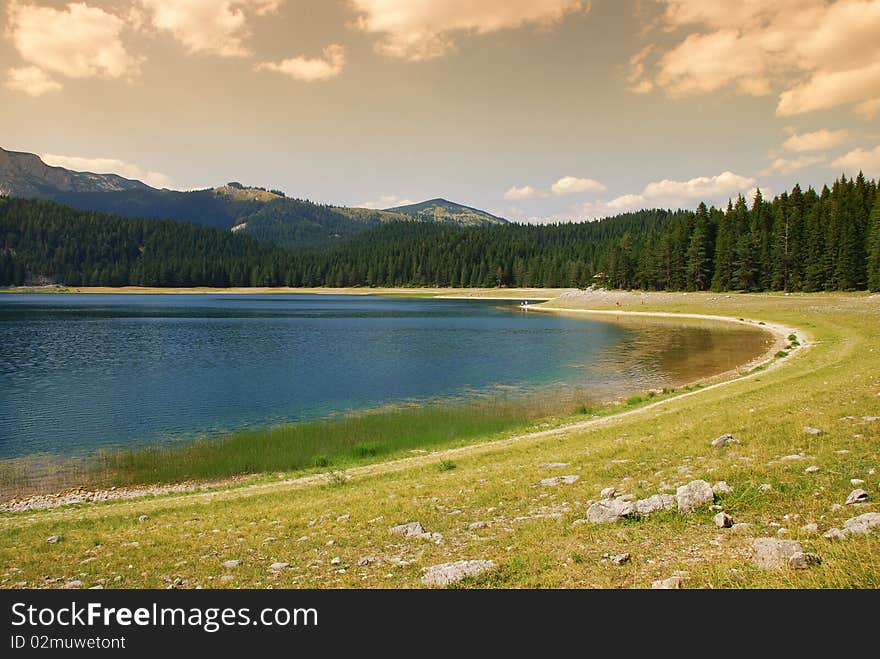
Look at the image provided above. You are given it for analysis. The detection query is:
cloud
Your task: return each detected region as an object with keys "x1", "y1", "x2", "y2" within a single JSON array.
[
  {"x1": 5, "y1": 1, "x2": 141, "y2": 90},
  {"x1": 631, "y1": 0, "x2": 880, "y2": 116},
  {"x1": 140, "y1": 0, "x2": 283, "y2": 57},
  {"x1": 40, "y1": 153, "x2": 175, "y2": 189},
  {"x1": 257, "y1": 44, "x2": 345, "y2": 82},
  {"x1": 4, "y1": 65, "x2": 61, "y2": 96},
  {"x1": 782, "y1": 129, "x2": 848, "y2": 152},
  {"x1": 830, "y1": 145, "x2": 880, "y2": 177},
  {"x1": 348, "y1": 0, "x2": 588, "y2": 61},
  {"x1": 761, "y1": 155, "x2": 825, "y2": 176},
  {"x1": 359, "y1": 194, "x2": 414, "y2": 209},
  {"x1": 550, "y1": 175, "x2": 606, "y2": 196},
  {"x1": 575, "y1": 171, "x2": 758, "y2": 219},
  {"x1": 504, "y1": 185, "x2": 546, "y2": 200}
]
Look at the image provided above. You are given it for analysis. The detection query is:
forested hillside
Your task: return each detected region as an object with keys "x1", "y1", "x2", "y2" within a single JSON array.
[{"x1": 2, "y1": 174, "x2": 879, "y2": 291}]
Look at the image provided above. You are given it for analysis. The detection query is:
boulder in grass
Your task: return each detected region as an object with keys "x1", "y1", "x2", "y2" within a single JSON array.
[
  {"x1": 676, "y1": 480, "x2": 715, "y2": 512},
  {"x1": 751, "y1": 538, "x2": 803, "y2": 570},
  {"x1": 587, "y1": 497, "x2": 636, "y2": 523},
  {"x1": 711, "y1": 433, "x2": 740, "y2": 447},
  {"x1": 421, "y1": 560, "x2": 496, "y2": 587},
  {"x1": 390, "y1": 521, "x2": 426, "y2": 537},
  {"x1": 845, "y1": 489, "x2": 869, "y2": 505}
]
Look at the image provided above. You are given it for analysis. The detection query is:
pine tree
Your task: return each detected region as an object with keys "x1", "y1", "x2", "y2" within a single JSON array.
[
  {"x1": 867, "y1": 189, "x2": 880, "y2": 291},
  {"x1": 686, "y1": 202, "x2": 713, "y2": 290}
]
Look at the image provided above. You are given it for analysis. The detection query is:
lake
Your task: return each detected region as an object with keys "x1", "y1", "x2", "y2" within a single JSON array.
[{"x1": 0, "y1": 294, "x2": 771, "y2": 458}]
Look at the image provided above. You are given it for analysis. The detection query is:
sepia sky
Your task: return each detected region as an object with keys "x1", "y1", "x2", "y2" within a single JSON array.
[{"x1": 2, "y1": 0, "x2": 880, "y2": 221}]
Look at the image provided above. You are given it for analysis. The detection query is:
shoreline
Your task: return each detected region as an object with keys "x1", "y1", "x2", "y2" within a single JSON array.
[{"x1": 0, "y1": 294, "x2": 804, "y2": 513}]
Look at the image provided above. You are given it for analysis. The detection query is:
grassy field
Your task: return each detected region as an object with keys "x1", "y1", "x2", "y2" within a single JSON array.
[{"x1": 0, "y1": 291, "x2": 878, "y2": 589}]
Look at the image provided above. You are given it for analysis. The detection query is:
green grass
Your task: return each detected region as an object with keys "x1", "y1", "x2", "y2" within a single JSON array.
[{"x1": 89, "y1": 400, "x2": 547, "y2": 488}]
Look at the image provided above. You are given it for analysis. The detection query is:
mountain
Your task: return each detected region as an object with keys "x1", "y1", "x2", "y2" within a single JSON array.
[
  {"x1": 0, "y1": 147, "x2": 151, "y2": 197},
  {"x1": 385, "y1": 198, "x2": 507, "y2": 226},
  {"x1": 0, "y1": 147, "x2": 507, "y2": 250}
]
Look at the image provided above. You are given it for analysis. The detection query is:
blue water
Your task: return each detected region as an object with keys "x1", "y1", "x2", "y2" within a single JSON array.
[{"x1": 0, "y1": 294, "x2": 766, "y2": 457}]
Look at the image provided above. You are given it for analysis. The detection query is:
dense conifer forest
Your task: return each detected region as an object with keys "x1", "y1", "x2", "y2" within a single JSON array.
[{"x1": 2, "y1": 174, "x2": 879, "y2": 291}]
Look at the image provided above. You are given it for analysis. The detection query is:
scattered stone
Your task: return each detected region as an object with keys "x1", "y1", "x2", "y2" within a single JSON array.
[
  {"x1": 845, "y1": 489, "x2": 869, "y2": 505},
  {"x1": 711, "y1": 433, "x2": 740, "y2": 447},
  {"x1": 46, "y1": 535, "x2": 60, "y2": 544},
  {"x1": 675, "y1": 480, "x2": 715, "y2": 512},
  {"x1": 600, "y1": 487, "x2": 616, "y2": 498},
  {"x1": 357, "y1": 557, "x2": 375, "y2": 566},
  {"x1": 709, "y1": 504, "x2": 723, "y2": 511},
  {"x1": 758, "y1": 483, "x2": 772, "y2": 492},
  {"x1": 542, "y1": 462, "x2": 569, "y2": 469},
  {"x1": 713, "y1": 512, "x2": 734, "y2": 528},
  {"x1": 539, "y1": 475, "x2": 579, "y2": 486},
  {"x1": 421, "y1": 560, "x2": 496, "y2": 587},
  {"x1": 219, "y1": 575, "x2": 234, "y2": 583},
  {"x1": 842, "y1": 512, "x2": 880, "y2": 535},
  {"x1": 751, "y1": 538, "x2": 804, "y2": 570},
  {"x1": 712, "y1": 481, "x2": 733, "y2": 495},
  {"x1": 390, "y1": 521, "x2": 426, "y2": 537},
  {"x1": 138, "y1": 515, "x2": 149, "y2": 523},
  {"x1": 823, "y1": 528, "x2": 846, "y2": 540},
  {"x1": 88, "y1": 586, "x2": 104, "y2": 590},
  {"x1": 336, "y1": 514, "x2": 350, "y2": 522},
  {"x1": 862, "y1": 416, "x2": 880, "y2": 422},
  {"x1": 777, "y1": 528, "x2": 789, "y2": 536},
  {"x1": 586, "y1": 497, "x2": 636, "y2": 523},
  {"x1": 805, "y1": 466, "x2": 820, "y2": 474},
  {"x1": 633, "y1": 493, "x2": 674, "y2": 515},
  {"x1": 330, "y1": 557, "x2": 341, "y2": 565},
  {"x1": 850, "y1": 479, "x2": 866, "y2": 486},
  {"x1": 268, "y1": 562, "x2": 290, "y2": 570},
  {"x1": 468, "y1": 521, "x2": 490, "y2": 530},
  {"x1": 834, "y1": 450, "x2": 850, "y2": 454},
  {"x1": 651, "y1": 575, "x2": 683, "y2": 589},
  {"x1": 789, "y1": 552, "x2": 821, "y2": 569},
  {"x1": 803, "y1": 426, "x2": 822, "y2": 435},
  {"x1": 610, "y1": 552, "x2": 631, "y2": 566},
  {"x1": 800, "y1": 523, "x2": 818, "y2": 533},
  {"x1": 222, "y1": 560, "x2": 241, "y2": 569},
  {"x1": 64, "y1": 580, "x2": 84, "y2": 589},
  {"x1": 779, "y1": 454, "x2": 804, "y2": 462}
]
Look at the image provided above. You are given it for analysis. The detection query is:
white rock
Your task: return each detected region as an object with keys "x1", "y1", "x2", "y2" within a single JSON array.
[
  {"x1": 600, "y1": 487, "x2": 616, "y2": 498},
  {"x1": 712, "y1": 481, "x2": 733, "y2": 495},
  {"x1": 390, "y1": 521, "x2": 426, "y2": 537},
  {"x1": 823, "y1": 528, "x2": 846, "y2": 540},
  {"x1": 268, "y1": 562, "x2": 290, "y2": 570},
  {"x1": 46, "y1": 535, "x2": 61, "y2": 544},
  {"x1": 751, "y1": 538, "x2": 804, "y2": 570},
  {"x1": 330, "y1": 557, "x2": 341, "y2": 565},
  {"x1": 586, "y1": 497, "x2": 636, "y2": 523},
  {"x1": 542, "y1": 462, "x2": 569, "y2": 469},
  {"x1": 675, "y1": 480, "x2": 715, "y2": 512},
  {"x1": 731, "y1": 522, "x2": 752, "y2": 534},
  {"x1": 64, "y1": 580, "x2": 84, "y2": 589},
  {"x1": 758, "y1": 483, "x2": 773, "y2": 492},
  {"x1": 610, "y1": 552, "x2": 631, "y2": 565},
  {"x1": 634, "y1": 494, "x2": 676, "y2": 515},
  {"x1": 539, "y1": 475, "x2": 579, "y2": 486},
  {"x1": 800, "y1": 523, "x2": 818, "y2": 533},
  {"x1": 779, "y1": 454, "x2": 804, "y2": 462},
  {"x1": 803, "y1": 426, "x2": 822, "y2": 435},
  {"x1": 804, "y1": 465, "x2": 820, "y2": 474},
  {"x1": 842, "y1": 512, "x2": 880, "y2": 535},
  {"x1": 138, "y1": 515, "x2": 149, "y2": 523},
  {"x1": 651, "y1": 575, "x2": 683, "y2": 589},
  {"x1": 336, "y1": 514, "x2": 350, "y2": 522},
  {"x1": 421, "y1": 560, "x2": 496, "y2": 587},
  {"x1": 222, "y1": 560, "x2": 241, "y2": 568},
  {"x1": 850, "y1": 479, "x2": 865, "y2": 486},
  {"x1": 468, "y1": 521, "x2": 490, "y2": 530},
  {"x1": 714, "y1": 511, "x2": 734, "y2": 528},
  {"x1": 711, "y1": 433, "x2": 740, "y2": 447},
  {"x1": 845, "y1": 489, "x2": 869, "y2": 505}
]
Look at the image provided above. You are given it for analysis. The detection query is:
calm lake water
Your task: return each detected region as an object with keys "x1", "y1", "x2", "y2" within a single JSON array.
[{"x1": 0, "y1": 294, "x2": 771, "y2": 458}]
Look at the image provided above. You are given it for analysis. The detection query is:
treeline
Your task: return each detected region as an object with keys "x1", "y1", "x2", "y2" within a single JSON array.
[
  {"x1": 3, "y1": 174, "x2": 880, "y2": 291},
  {"x1": 0, "y1": 197, "x2": 297, "y2": 287}
]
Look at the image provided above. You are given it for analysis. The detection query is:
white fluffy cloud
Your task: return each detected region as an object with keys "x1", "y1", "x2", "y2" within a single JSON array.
[
  {"x1": 5, "y1": 1, "x2": 141, "y2": 92},
  {"x1": 257, "y1": 44, "x2": 345, "y2": 82},
  {"x1": 831, "y1": 145, "x2": 880, "y2": 177},
  {"x1": 632, "y1": 0, "x2": 880, "y2": 117},
  {"x1": 504, "y1": 185, "x2": 545, "y2": 200},
  {"x1": 550, "y1": 175, "x2": 606, "y2": 196},
  {"x1": 577, "y1": 171, "x2": 758, "y2": 219},
  {"x1": 40, "y1": 153, "x2": 174, "y2": 189},
  {"x1": 4, "y1": 65, "x2": 61, "y2": 96},
  {"x1": 359, "y1": 194, "x2": 414, "y2": 209},
  {"x1": 348, "y1": 0, "x2": 587, "y2": 60},
  {"x1": 761, "y1": 155, "x2": 826, "y2": 176},
  {"x1": 782, "y1": 129, "x2": 849, "y2": 152},
  {"x1": 140, "y1": 0, "x2": 284, "y2": 57}
]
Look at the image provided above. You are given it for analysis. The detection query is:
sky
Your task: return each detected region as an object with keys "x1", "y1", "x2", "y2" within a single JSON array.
[{"x1": 2, "y1": 0, "x2": 880, "y2": 222}]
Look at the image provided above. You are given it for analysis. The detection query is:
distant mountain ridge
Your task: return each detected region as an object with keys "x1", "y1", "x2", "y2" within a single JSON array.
[
  {"x1": 0, "y1": 146, "x2": 506, "y2": 251},
  {"x1": 0, "y1": 147, "x2": 151, "y2": 197}
]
